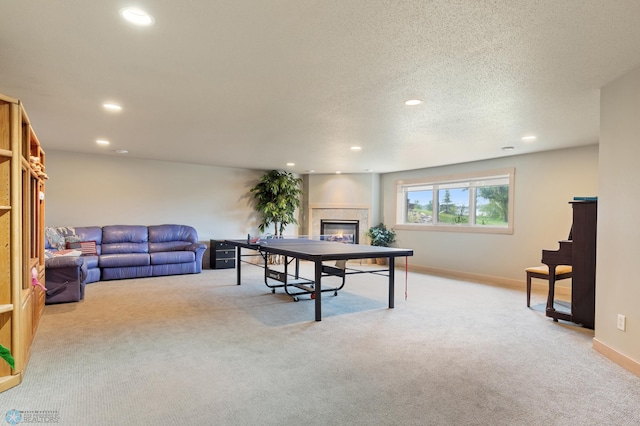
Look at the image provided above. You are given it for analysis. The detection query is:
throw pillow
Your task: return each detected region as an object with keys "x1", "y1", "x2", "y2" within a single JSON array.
[
  {"x1": 45, "y1": 227, "x2": 66, "y2": 251},
  {"x1": 66, "y1": 240, "x2": 98, "y2": 256},
  {"x1": 65, "y1": 235, "x2": 81, "y2": 244},
  {"x1": 55, "y1": 226, "x2": 76, "y2": 237}
]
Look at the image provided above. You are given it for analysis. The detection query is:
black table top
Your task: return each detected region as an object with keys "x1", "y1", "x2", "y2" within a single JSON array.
[{"x1": 225, "y1": 238, "x2": 413, "y2": 262}]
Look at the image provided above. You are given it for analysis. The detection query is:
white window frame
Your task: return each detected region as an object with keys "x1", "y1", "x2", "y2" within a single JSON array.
[{"x1": 395, "y1": 168, "x2": 515, "y2": 234}]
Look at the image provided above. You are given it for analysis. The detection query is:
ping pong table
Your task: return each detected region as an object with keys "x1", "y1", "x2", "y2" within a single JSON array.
[{"x1": 225, "y1": 238, "x2": 414, "y2": 321}]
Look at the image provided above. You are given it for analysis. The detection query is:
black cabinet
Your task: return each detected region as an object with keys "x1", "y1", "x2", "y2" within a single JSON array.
[{"x1": 210, "y1": 240, "x2": 236, "y2": 269}]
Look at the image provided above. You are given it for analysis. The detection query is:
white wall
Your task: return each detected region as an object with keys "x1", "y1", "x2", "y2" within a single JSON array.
[
  {"x1": 307, "y1": 173, "x2": 380, "y2": 210},
  {"x1": 45, "y1": 151, "x2": 264, "y2": 244},
  {"x1": 596, "y1": 65, "x2": 640, "y2": 366},
  {"x1": 300, "y1": 173, "x2": 381, "y2": 234},
  {"x1": 381, "y1": 145, "x2": 599, "y2": 284}
]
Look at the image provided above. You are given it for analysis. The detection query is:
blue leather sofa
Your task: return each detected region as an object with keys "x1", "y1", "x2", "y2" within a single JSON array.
[{"x1": 44, "y1": 225, "x2": 207, "y2": 300}]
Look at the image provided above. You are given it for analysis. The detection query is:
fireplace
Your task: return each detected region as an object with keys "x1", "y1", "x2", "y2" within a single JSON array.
[
  {"x1": 310, "y1": 206, "x2": 369, "y2": 245},
  {"x1": 320, "y1": 220, "x2": 359, "y2": 244}
]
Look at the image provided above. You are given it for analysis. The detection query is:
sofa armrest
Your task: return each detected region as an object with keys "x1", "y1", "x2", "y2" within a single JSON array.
[
  {"x1": 45, "y1": 256, "x2": 84, "y2": 269},
  {"x1": 185, "y1": 243, "x2": 207, "y2": 252},
  {"x1": 185, "y1": 243, "x2": 207, "y2": 273},
  {"x1": 45, "y1": 256, "x2": 88, "y2": 287}
]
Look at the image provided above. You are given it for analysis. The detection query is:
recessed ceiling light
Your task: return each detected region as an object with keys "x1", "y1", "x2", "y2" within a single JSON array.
[
  {"x1": 286, "y1": 162, "x2": 295, "y2": 166},
  {"x1": 404, "y1": 99, "x2": 422, "y2": 106},
  {"x1": 521, "y1": 135, "x2": 537, "y2": 142},
  {"x1": 305, "y1": 170, "x2": 315, "y2": 173},
  {"x1": 501, "y1": 146, "x2": 515, "y2": 151},
  {"x1": 103, "y1": 103, "x2": 122, "y2": 112},
  {"x1": 364, "y1": 169, "x2": 373, "y2": 172},
  {"x1": 119, "y1": 7, "x2": 154, "y2": 26},
  {"x1": 115, "y1": 149, "x2": 128, "y2": 154},
  {"x1": 96, "y1": 139, "x2": 110, "y2": 146},
  {"x1": 350, "y1": 146, "x2": 362, "y2": 151},
  {"x1": 335, "y1": 171, "x2": 342, "y2": 174}
]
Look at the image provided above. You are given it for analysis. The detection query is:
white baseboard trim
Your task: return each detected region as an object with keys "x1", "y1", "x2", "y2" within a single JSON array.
[
  {"x1": 404, "y1": 263, "x2": 571, "y2": 297},
  {"x1": 592, "y1": 338, "x2": 640, "y2": 378}
]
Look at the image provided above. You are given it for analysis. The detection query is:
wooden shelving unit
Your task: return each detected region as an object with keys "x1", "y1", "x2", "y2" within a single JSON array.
[{"x1": 0, "y1": 93, "x2": 47, "y2": 393}]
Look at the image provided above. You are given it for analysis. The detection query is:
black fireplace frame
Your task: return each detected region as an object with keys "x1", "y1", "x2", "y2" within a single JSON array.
[{"x1": 320, "y1": 219, "x2": 360, "y2": 244}]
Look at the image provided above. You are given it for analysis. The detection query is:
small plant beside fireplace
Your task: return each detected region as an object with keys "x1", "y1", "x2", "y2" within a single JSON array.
[
  {"x1": 366, "y1": 223, "x2": 396, "y2": 247},
  {"x1": 367, "y1": 223, "x2": 396, "y2": 265}
]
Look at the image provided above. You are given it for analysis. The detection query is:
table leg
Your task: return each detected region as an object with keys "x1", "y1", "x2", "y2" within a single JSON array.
[
  {"x1": 314, "y1": 260, "x2": 322, "y2": 321},
  {"x1": 388, "y1": 256, "x2": 395, "y2": 309},
  {"x1": 236, "y1": 246, "x2": 242, "y2": 285},
  {"x1": 546, "y1": 264, "x2": 557, "y2": 318}
]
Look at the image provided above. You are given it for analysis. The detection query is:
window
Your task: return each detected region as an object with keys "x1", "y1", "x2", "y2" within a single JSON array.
[{"x1": 395, "y1": 168, "x2": 514, "y2": 234}]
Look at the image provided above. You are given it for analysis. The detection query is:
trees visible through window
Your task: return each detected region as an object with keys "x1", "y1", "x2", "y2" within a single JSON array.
[{"x1": 396, "y1": 169, "x2": 514, "y2": 234}]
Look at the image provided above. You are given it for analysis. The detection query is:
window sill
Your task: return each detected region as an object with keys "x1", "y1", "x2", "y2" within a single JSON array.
[{"x1": 394, "y1": 223, "x2": 513, "y2": 235}]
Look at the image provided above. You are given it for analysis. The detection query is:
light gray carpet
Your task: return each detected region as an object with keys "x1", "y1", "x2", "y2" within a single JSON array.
[{"x1": 2, "y1": 264, "x2": 639, "y2": 425}]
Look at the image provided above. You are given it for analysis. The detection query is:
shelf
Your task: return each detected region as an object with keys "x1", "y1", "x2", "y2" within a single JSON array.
[{"x1": 0, "y1": 93, "x2": 46, "y2": 393}]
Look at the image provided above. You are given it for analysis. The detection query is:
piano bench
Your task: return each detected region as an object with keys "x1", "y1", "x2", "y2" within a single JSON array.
[{"x1": 525, "y1": 265, "x2": 572, "y2": 307}]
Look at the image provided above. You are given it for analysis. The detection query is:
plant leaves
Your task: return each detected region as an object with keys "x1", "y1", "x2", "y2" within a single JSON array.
[
  {"x1": 0, "y1": 343, "x2": 15, "y2": 369},
  {"x1": 250, "y1": 170, "x2": 302, "y2": 235}
]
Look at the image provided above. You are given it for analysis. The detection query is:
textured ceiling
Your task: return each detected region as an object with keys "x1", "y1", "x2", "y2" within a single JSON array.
[{"x1": 2, "y1": 1, "x2": 640, "y2": 174}]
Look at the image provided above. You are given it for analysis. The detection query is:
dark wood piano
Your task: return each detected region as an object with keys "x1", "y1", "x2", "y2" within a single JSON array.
[{"x1": 541, "y1": 200, "x2": 597, "y2": 329}]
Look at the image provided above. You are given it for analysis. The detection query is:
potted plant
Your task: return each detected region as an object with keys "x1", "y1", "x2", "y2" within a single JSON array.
[
  {"x1": 367, "y1": 223, "x2": 396, "y2": 247},
  {"x1": 366, "y1": 223, "x2": 396, "y2": 265},
  {"x1": 250, "y1": 170, "x2": 303, "y2": 238}
]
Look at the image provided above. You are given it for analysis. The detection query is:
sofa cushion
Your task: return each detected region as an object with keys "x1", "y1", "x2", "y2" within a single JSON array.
[
  {"x1": 85, "y1": 267, "x2": 101, "y2": 284},
  {"x1": 102, "y1": 266, "x2": 153, "y2": 281},
  {"x1": 81, "y1": 255, "x2": 99, "y2": 269},
  {"x1": 102, "y1": 225, "x2": 149, "y2": 254},
  {"x1": 75, "y1": 226, "x2": 103, "y2": 253},
  {"x1": 150, "y1": 251, "x2": 195, "y2": 265},
  {"x1": 152, "y1": 263, "x2": 196, "y2": 276},
  {"x1": 99, "y1": 253, "x2": 150, "y2": 268},
  {"x1": 148, "y1": 224, "x2": 198, "y2": 252}
]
